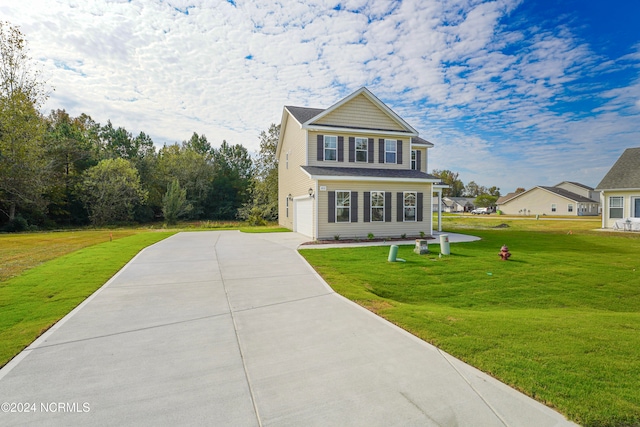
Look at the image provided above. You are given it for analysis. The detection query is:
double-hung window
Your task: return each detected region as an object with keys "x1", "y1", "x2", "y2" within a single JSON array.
[
  {"x1": 404, "y1": 192, "x2": 416, "y2": 221},
  {"x1": 385, "y1": 139, "x2": 397, "y2": 163},
  {"x1": 324, "y1": 135, "x2": 337, "y2": 161},
  {"x1": 551, "y1": 204, "x2": 556, "y2": 213},
  {"x1": 609, "y1": 196, "x2": 623, "y2": 219},
  {"x1": 336, "y1": 191, "x2": 351, "y2": 223},
  {"x1": 411, "y1": 150, "x2": 417, "y2": 170},
  {"x1": 568, "y1": 204, "x2": 574, "y2": 213},
  {"x1": 355, "y1": 137, "x2": 368, "y2": 162},
  {"x1": 371, "y1": 191, "x2": 384, "y2": 222}
]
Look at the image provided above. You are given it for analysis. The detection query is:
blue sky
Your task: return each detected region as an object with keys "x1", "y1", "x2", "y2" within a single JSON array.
[{"x1": 2, "y1": 0, "x2": 639, "y2": 193}]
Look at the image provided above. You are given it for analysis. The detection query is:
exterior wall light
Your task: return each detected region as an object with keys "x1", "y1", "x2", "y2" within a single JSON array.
[{"x1": 308, "y1": 188, "x2": 315, "y2": 198}]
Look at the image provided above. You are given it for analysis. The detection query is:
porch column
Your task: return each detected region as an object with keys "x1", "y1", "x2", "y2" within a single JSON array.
[{"x1": 436, "y1": 189, "x2": 443, "y2": 232}]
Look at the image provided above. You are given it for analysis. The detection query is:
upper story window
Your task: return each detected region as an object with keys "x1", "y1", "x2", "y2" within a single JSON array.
[
  {"x1": 324, "y1": 135, "x2": 337, "y2": 161},
  {"x1": 355, "y1": 137, "x2": 368, "y2": 162},
  {"x1": 404, "y1": 192, "x2": 416, "y2": 221},
  {"x1": 385, "y1": 139, "x2": 396, "y2": 163},
  {"x1": 411, "y1": 150, "x2": 417, "y2": 170},
  {"x1": 609, "y1": 196, "x2": 623, "y2": 219},
  {"x1": 371, "y1": 191, "x2": 384, "y2": 222}
]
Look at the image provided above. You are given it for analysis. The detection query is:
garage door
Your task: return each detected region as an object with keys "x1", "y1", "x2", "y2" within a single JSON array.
[{"x1": 294, "y1": 198, "x2": 313, "y2": 238}]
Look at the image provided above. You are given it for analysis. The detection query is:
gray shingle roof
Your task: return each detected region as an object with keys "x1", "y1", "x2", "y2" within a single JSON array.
[
  {"x1": 301, "y1": 166, "x2": 439, "y2": 181},
  {"x1": 538, "y1": 186, "x2": 598, "y2": 203},
  {"x1": 596, "y1": 147, "x2": 640, "y2": 190},
  {"x1": 554, "y1": 181, "x2": 594, "y2": 190},
  {"x1": 411, "y1": 136, "x2": 433, "y2": 146},
  {"x1": 285, "y1": 106, "x2": 324, "y2": 124}
]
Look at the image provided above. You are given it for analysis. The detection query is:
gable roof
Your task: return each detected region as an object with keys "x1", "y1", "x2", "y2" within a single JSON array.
[
  {"x1": 553, "y1": 181, "x2": 594, "y2": 190},
  {"x1": 303, "y1": 87, "x2": 418, "y2": 135},
  {"x1": 538, "y1": 186, "x2": 597, "y2": 203},
  {"x1": 498, "y1": 186, "x2": 596, "y2": 205},
  {"x1": 301, "y1": 165, "x2": 440, "y2": 182},
  {"x1": 411, "y1": 136, "x2": 434, "y2": 147},
  {"x1": 596, "y1": 147, "x2": 640, "y2": 190},
  {"x1": 496, "y1": 192, "x2": 518, "y2": 204},
  {"x1": 285, "y1": 106, "x2": 324, "y2": 125}
]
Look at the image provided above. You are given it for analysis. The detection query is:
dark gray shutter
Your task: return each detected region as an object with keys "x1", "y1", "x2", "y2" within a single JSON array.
[
  {"x1": 351, "y1": 191, "x2": 358, "y2": 222},
  {"x1": 417, "y1": 192, "x2": 424, "y2": 221},
  {"x1": 397, "y1": 140, "x2": 403, "y2": 164},
  {"x1": 364, "y1": 192, "x2": 370, "y2": 222},
  {"x1": 338, "y1": 136, "x2": 344, "y2": 162},
  {"x1": 416, "y1": 150, "x2": 422, "y2": 171},
  {"x1": 397, "y1": 192, "x2": 403, "y2": 222},
  {"x1": 317, "y1": 135, "x2": 323, "y2": 161},
  {"x1": 368, "y1": 138, "x2": 374, "y2": 163},
  {"x1": 328, "y1": 191, "x2": 335, "y2": 223},
  {"x1": 348, "y1": 137, "x2": 355, "y2": 162},
  {"x1": 385, "y1": 192, "x2": 392, "y2": 222},
  {"x1": 379, "y1": 139, "x2": 385, "y2": 163}
]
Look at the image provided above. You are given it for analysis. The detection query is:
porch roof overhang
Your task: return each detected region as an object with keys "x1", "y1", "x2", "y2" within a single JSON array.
[{"x1": 301, "y1": 165, "x2": 441, "y2": 184}]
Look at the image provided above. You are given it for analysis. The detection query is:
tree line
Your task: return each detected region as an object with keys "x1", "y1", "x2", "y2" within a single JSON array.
[
  {"x1": 0, "y1": 21, "x2": 278, "y2": 231},
  {"x1": 431, "y1": 169, "x2": 502, "y2": 207}
]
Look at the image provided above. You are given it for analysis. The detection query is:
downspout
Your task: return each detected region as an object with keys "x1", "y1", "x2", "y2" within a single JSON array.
[{"x1": 600, "y1": 191, "x2": 605, "y2": 228}]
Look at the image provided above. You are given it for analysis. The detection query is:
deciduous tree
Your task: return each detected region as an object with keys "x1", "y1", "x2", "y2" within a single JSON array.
[
  {"x1": 0, "y1": 21, "x2": 49, "y2": 222},
  {"x1": 78, "y1": 158, "x2": 147, "y2": 225}
]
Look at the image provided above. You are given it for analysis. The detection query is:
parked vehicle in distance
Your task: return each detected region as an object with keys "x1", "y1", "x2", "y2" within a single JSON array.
[{"x1": 471, "y1": 207, "x2": 490, "y2": 215}]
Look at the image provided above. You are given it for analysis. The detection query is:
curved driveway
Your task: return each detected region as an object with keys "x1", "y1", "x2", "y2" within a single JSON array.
[{"x1": 0, "y1": 231, "x2": 575, "y2": 426}]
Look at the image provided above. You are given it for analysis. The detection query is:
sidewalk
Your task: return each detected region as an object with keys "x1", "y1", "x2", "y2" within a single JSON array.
[{"x1": 0, "y1": 231, "x2": 575, "y2": 426}]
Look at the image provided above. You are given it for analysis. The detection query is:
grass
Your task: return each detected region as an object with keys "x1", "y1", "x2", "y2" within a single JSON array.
[
  {"x1": 0, "y1": 232, "x2": 175, "y2": 368},
  {"x1": 300, "y1": 221, "x2": 640, "y2": 427},
  {"x1": 0, "y1": 230, "x2": 147, "y2": 282}
]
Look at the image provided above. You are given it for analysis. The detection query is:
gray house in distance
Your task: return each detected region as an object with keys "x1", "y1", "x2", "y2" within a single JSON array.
[{"x1": 596, "y1": 147, "x2": 640, "y2": 229}]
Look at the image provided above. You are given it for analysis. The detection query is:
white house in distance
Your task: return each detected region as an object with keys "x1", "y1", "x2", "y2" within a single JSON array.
[
  {"x1": 596, "y1": 147, "x2": 640, "y2": 229},
  {"x1": 496, "y1": 182, "x2": 600, "y2": 216},
  {"x1": 276, "y1": 87, "x2": 446, "y2": 240}
]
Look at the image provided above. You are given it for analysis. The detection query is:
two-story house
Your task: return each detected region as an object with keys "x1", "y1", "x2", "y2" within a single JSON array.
[{"x1": 277, "y1": 87, "x2": 444, "y2": 240}]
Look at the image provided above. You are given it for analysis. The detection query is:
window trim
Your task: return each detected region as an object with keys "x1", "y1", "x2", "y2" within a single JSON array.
[
  {"x1": 403, "y1": 191, "x2": 417, "y2": 222},
  {"x1": 411, "y1": 150, "x2": 417, "y2": 170},
  {"x1": 551, "y1": 203, "x2": 557, "y2": 213},
  {"x1": 609, "y1": 196, "x2": 624, "y2": 219},
  {"x1": 568, "y1": 203, "x2": 574, "y2": 213},
  {"x1": 355, "y1": 137, "x2": 368, "y2": 162},
  {"x1": 385, "y1": 139, "x2": 397, "y2": 164},
  {"x1": 370, "y1": 190, "x2": 385, "y2": 222},
  {"x1": 336, "y1": 190, "x2": 351, "y2": 223},
  {"x1": 324, "y1": 135, "x2": 337, "y2": 161}
]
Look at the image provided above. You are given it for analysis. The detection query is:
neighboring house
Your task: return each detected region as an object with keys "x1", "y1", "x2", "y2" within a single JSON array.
[
  {"x1": 277, "y1": 87, "x2": 445, "y2": 240},
  {"x1": 443, "y1": 197, "x2": 475, "y2": 213},
  {"x1": 554, "y1": 181, "x2": 600, "y2": 203},
  {"x1": 596, "y1": 147, "x2": 640, "y2": 229},
  {"x1": 496, "y1": 184, "x2": 600, "y2": 216}
]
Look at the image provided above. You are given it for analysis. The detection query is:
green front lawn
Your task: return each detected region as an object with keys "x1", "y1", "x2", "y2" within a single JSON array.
[{"x1": 300, "y1": 228, "x2": 640, "y2": 427}]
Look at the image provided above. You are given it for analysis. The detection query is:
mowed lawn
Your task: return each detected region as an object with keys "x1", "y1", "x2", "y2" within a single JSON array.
[{"x1": 300, "y1": 221, "x2": 640, "y2": 427}]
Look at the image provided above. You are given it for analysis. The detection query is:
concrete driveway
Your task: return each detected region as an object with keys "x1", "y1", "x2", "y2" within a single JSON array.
[{"x1": 0, "y1": 231, "x2": 575, "y2": 426}]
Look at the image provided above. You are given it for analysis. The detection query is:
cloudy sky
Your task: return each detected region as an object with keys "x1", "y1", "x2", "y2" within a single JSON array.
[{"x1": 2, "y1": 0, "x2": 639, "y2": 192}]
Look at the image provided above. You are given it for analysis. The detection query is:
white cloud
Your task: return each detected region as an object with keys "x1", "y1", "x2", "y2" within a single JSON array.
[{"x1": 2, "y1": 0, "x2": 639, "y2": 191}]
